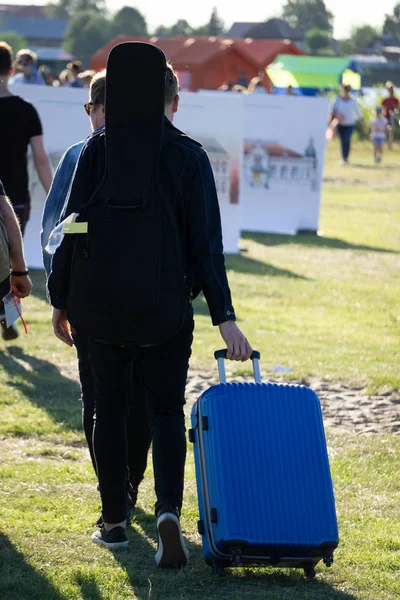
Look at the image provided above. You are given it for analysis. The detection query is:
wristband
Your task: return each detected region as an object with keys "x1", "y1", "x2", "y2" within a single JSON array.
[{"x1": 10, "y1": 270, "x2": 29, "y2": 277}]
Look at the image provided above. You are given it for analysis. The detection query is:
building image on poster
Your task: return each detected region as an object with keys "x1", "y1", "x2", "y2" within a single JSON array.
[
  {"x1": 175, "y1": 91, "x2": 243, "y2": 254},
  {"x1": 242, "y1": 95, "x2": 329, "y2": 234},
  {"x1": 244, "y1": 139, "x2": 318, "y2": 192},
  {"x1": 17, "y1": 86, "x2": 244, "y2": 265}
]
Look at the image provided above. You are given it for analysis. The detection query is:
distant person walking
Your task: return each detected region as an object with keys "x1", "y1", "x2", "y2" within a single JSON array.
[
  {"x1": 370, "y1": 106, "x2": 388, "y2": 164},
  {"x1": 330, "y1": 84, "x2": 363, "y2": 164},
  {"x1": 382, "y1": 81, "x2": 399, "y2": 150}
]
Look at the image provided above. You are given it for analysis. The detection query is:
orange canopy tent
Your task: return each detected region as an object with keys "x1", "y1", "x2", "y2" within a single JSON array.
[{"x1": 90, "y1": 36, "x2": 305, "y2": 92}]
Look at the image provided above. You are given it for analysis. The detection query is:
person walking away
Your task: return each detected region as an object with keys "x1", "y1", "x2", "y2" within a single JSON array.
[
  {"x1": 48, "y1": 56, "x2": 253, "y2": 563},
  {"x1": 9, "y1": 48, "x2": 45, "y2": 86},
  {"x1": 330, "y1": 84, "x2": 362, "y2": 164},
  {"x1": 370, "y1": 106, "x2": 388, "y2": 164},
  {"x1": 42, "y1": 70, "x2": 152, "y2": 520},
  {"x1": 382, "y1": 82, "x2": 399, "y2": 151},
  {"x1": 0, "y1": 42, "x2": 52, "y2": 339}
]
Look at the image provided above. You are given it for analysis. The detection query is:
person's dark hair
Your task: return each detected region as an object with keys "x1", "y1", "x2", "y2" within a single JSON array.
[
  {"x1": 90, "y1": 69, "x2": 106, "y2": 106},
  {"x1": 0, "y1": 42, "x2": 13, "y2": 76},
  {"x1": 165, "y1": 63, "x2": 179, "y2": 104},
  {"x1": 90, "y1": 64, "x2": 178, "y2": 109},
  {"x1": 68, "y1": 60, "x2": 82, "y2": 73}
]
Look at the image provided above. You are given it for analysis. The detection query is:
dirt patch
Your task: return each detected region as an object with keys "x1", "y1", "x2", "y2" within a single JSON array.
[{"x1": 185, "y1": 371, "x2": 400, "y2": 435}]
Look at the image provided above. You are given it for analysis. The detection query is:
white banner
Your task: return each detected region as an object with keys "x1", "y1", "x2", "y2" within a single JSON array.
[
  {"x1": 175, "y1": 92, "x2": 243, "y2": 255},
  {"x1": 13, "y1": 86, "x2": 243, "y2": 267},
  {"x1": 241, "y1": 95, "x2": 329, "y2": 233},
  {"x1": 10, "y1": 87, "x2": 328, "y2": 267}
]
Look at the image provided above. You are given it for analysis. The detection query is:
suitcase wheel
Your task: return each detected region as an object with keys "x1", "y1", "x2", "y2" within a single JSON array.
[
  {"x1": 323, "y1": 551, "x2": 334, "y2": 568},
  {"x1": 304, "y1": 566, "x2": 316, "y2": 579}
]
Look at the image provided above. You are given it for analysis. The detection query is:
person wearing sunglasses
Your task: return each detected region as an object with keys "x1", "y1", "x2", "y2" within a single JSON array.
[{"x1": 41, "y1": 71, "x2": 152, "y2": 523}]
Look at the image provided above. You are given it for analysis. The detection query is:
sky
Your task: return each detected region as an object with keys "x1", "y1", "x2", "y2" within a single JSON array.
[{"x1": 6, "y1": 0, "x2": 400, "y2": 39}]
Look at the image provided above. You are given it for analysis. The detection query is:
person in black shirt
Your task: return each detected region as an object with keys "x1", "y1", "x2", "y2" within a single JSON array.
[{"x1": 0, "y1": 41, "x2": 52, "y2": 339}]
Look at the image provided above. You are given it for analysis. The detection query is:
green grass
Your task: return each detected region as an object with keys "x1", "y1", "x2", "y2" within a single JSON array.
[
  {"x1": 193, "y1": 141, "x2": 400, "y2": 393},
  {"x1": 0, "y1": 141, "x2": 399, "y2": 599}
]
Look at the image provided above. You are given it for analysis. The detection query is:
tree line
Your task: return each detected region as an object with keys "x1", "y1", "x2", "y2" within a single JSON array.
[{"x1": 2, "y1": 0, "x2": 400, "y2": 66}]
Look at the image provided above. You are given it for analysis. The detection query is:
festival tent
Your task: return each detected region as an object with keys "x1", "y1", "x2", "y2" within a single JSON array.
[
  {"x1": 90, "y1": 37, "x2": 304, "y2": 92},
  {"x1": 267, "y1": 55, "x2": 361, "y2": 96},
  {"x1": 90, "y1": 36, "x2": 261, "y2": 91}
]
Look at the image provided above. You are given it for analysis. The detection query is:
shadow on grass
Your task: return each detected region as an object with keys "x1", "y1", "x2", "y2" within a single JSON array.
[
  {"x1": 242, "y1": 231, "x2": 398, "y2": 254},
  {"x1": 74, "y1": 573, "x2": 103, "y2": 600},
  {"x1": 225, "y1": 254, "x2": 308, "y2": 279},
  {"x1": 0, "y1": 345, "x2": 82, "y2": 432},
  {"x1": 0, "y1": 532, "x2": 65, "y2": 600},
  {"x1": 111, "y1": 507, "x2": 357, "y2": 600}
]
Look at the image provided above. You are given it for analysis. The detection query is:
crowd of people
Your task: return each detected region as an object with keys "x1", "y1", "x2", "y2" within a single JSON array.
[
  {"x1": 328, "y1": 81, "x2": 399, "y2": 165},
  {"x1": 8, "y1": 47, "x2": 95, "y2": 89}
]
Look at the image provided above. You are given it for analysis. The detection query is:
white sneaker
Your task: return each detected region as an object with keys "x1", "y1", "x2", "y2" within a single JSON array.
[{"x1": 155, "y1": 512, "x2": 189, "y2": 568}]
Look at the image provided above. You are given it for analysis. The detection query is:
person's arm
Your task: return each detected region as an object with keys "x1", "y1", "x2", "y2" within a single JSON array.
[
  {"x1": 41, "y1": 143, "x2": 83, "y2": 276},
  {"x1": 48, "y1": 139, "x2": 97, "y2": 311},
  {"x1": 0, "y1": 195, "x2": 32, "y2": 298},
  {"x1": 30, "y1": 135, "x2": 53, "y2": 194},
  {"x1": 185, "y1": 150, "x2": 252, "y2": 361}
]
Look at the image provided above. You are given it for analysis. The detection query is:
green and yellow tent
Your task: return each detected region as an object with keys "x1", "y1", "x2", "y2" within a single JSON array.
[{"x1": 267, "y1": 55, "x2": 361, "y2": 96}]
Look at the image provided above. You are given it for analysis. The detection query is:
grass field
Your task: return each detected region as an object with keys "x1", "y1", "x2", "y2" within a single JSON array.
[{"x1": 0, "y1": 140, "x2": 399, "y2": 599}]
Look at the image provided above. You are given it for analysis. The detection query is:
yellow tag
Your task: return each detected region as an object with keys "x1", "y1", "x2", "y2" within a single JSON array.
[{"x1": 64, "y1": 222, "x2": 88, "y2": 234}]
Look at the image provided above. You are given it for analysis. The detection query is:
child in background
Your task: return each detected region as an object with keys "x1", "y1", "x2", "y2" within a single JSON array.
[{"x1": 371, "y1": 107, "x2": 388, "y2": 164}]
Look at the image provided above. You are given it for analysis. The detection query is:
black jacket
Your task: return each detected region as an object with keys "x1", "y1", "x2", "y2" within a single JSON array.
[{"x1": 48, "y1": 118, "x2": 236, "y2": 326}]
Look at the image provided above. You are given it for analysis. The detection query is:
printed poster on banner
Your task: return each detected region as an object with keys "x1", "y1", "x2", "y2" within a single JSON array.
[
  {"x1": 241, "y1": 95, "x2": 329, "y2": 234},
  {"x1": 10, "y1": 85, "x2": 90, "y2": 268},
  {"x1": 14, "y1": 86, "x2": 243, "y2": 267},
  {"x1": 175, "y1": 91, "x2": 243, "y2": 254}
]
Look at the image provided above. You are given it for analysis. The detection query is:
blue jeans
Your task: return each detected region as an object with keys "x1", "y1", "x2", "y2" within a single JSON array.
[{"x1": 337, "y1": 125, "x2": 355, "y2": 161}]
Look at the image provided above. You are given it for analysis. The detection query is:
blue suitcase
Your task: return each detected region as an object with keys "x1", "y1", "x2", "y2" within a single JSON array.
[{"x1": 189, "y1": 350, "x2": 339, "y2": 578}]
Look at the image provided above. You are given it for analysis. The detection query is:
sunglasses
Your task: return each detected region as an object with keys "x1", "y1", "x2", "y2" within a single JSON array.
[{"x1": 84, "y1": 102, "x2": 93, "y2": 116}]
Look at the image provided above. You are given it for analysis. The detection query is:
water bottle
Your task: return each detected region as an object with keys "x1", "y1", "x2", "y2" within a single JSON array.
[{"x1": 45, "y1": 213, "x2": 79, "y2": 255}]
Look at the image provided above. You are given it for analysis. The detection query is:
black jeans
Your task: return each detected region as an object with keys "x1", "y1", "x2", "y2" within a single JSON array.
[
  {"x1": 89, "y1": 318, "x2": 194, "y2": 524},
  {"x1": 73, "y1": 331, "x2": 152, "y2": 487},
  {"x1": 337, "y1": 125, "x2": 355, "y2": 161}
]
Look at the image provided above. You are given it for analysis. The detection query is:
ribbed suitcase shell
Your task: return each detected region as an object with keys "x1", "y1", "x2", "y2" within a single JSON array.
[{"x1": 190, "y1": 381, "x2": 339, "y2": 571}]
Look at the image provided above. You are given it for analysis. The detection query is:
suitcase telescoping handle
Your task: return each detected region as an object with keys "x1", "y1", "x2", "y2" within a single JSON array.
[{"x1": 214, "y1": 349, "x2": 261, "y2": 384}]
